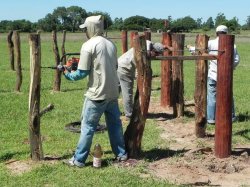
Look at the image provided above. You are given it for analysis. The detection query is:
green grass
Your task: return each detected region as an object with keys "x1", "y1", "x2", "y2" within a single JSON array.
[{"x1": 0, "y1": 31, "x2": 250, "y2": 186}]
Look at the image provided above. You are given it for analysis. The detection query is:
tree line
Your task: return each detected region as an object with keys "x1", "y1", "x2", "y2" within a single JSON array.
[{"x1": 1, "y1": 6, "x2": 250, "y2": 33}]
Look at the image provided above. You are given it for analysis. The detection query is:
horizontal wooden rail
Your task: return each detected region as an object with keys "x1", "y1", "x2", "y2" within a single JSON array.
[{"x1": 152, "y1": 54, "x2": 217, "y2": 61}]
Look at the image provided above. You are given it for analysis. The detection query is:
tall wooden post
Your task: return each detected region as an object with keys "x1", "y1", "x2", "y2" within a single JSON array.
[
  {"x1": 171, "y1": 34, "x2": 185, "y2": 117},
  {"x1": 194, "y1": 34, "x2": 209, "y2": 138},
  {"x1": 13, "y1": 31, "x2": 22, "y2": 92},
  {"x1": 61, "y1": 30, "x2": 66, "y2": 65},
  {"x1": 130, "y1": 31, "x2": 138, "y2": 48},
  {"x1": 52, "y1": 31, "x2": 61, "y2": 91},
  {"x1": 7, "y1": 30, "x2": 15, "y2": 71},
  {"x1": 121, "y1": 30, "x2": 128, "y2": 54},
  {"x1": 28, "y1": 33, "x2": 43, "y2": 161},
  {"x1": 161, "y1": 32, "x2": 172, "y2": 107},
  {"x1": 215, "y1": 34, "x2": 234, "y2": 158},
  {"x1": 124, "y1": 35, "x2": 152, "y2": 158},
  {"x1": 144, "y1": 31, "x2": 151, "y2": 41}
]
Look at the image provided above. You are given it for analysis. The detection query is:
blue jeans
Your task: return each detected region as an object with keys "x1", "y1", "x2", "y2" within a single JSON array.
[
  {"x1": 117, "y1": 72, "x2": 134, "y2": 118},
  {"x1": 73, "y1": 98, "x2": 127, "y2": 164},
  {"x1": 207, "y1": 77, "x2": 235, "y2": 123}
]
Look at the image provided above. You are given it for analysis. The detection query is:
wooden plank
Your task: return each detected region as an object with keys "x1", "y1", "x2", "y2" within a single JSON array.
[{"x1": 153, "y1": 54, "x2": 217, "y2": 61}]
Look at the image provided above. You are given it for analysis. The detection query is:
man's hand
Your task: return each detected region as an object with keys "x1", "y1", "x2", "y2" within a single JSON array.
[{"x1": 57, "y1": 64, "x2": 65, "y2": 72}]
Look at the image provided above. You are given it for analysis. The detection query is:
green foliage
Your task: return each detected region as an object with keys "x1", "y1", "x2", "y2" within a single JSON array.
[
  {"x1": 124, "y1": 15, "x2": 150, "y2": 31},
  {"x1": 170, "y1": 16, "x2": 197, "y2": 32}
]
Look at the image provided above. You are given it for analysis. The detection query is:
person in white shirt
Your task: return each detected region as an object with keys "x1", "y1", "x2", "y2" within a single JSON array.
[
  {"x1": 188, "y1": 25, "x2": 240, "y2": 124},
  {"x1": 117, "y1": 41, "x2": 166, "y2": 119},
  {"x1": 63, "y1": 15, "x2": 127, "y2": 167}
]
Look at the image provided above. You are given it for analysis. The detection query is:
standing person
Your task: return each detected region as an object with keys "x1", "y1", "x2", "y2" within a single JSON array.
[
  {"x1": 188, "y1": 25, "x2": 240, "y2": 124},
  {"x1": 62, "y1": 15, "x2": 127, "y2": 167},
  {"x1": 117, "y1": 41, "x2": 166, "y2": 120}
]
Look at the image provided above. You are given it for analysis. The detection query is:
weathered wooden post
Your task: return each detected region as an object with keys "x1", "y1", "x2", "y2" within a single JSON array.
[
  {"x1": 124, "y1": 35, "x2": 152, "y2": 158},
  {"x1": 13, "y1": 31, "x2": 22, "y2": 92},
  {"x1": 52, "y1": 31, "x2": 61, "y2": 91},
  {"x1": 161, "y1": 32, "x2": 172, "y2": 107},
  {"x1": 61, "y1": 30, "x2": 66, "y2": 65},
  {"x1": 215, "y1": 34, "x2": 234, "y2": 158},
  {"x1": 194, "y1": 34, "x2": 209, "y2": 138},
  {"x1": 28, "y1": 33, "x2": 43, "y2": 160},
  {"x1": 7, "y1": 30, "x2": 15, "y2": 71},
  {"x1": 144, "y1": 31, "x2": 151, "y2": 41},
  {"x1": 121, "y1": 30, "x2": 128, "y2": 54},
  {"x1": 171, "y1": 34, "x2": 185, "y2": 117},
  {"x1": 130, "y1": 31, "x2": 138, "y2": 48}
]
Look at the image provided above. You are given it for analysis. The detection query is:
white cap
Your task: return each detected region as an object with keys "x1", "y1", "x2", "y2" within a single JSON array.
[
  {"x1": 79, "y1": 15, "x2": 103, "y2": 29},
  {"x1": 216, "y1": 25, "x2": 228, "y2": 33}
]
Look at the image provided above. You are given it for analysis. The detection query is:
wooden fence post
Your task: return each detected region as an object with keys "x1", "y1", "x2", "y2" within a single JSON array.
[
  {"x1": 121, "y1": 30, "x2": 128, "y2": 54},
  {"x1": 144, "y1": 31, "x2": 151, "y2": 41},
  {"x1": 61, "y1": 30, "x2": 66, "y2": 65},
  {"x1": 52, "y1": 31, "x2": 61, "y2": 91},
  {"x1": 194, "y1": 34, "x2": 209, "y2": 138},
  {"x1": 7, "y1": 30, "x2": 15, "y2": 71},
  {"x1": 28, "y1": 33, "x2": 43, "y2": 161},
  {"x1": 171, "y1": 34, "x2": 185, "y2": 117},
  {"x1": 130, "y1": 31, "x2": 138, "y2": 48},
  {"x1": 215, "y1": 34, "x2": 234, "y2": 158},
  {"x1": 161, "y1": 32, "x2": 172, "y2": 107},
  {"x1": 13, "y1": 31, "x2": 22, "y2": 92},
  {"x1": 124, "y1": 35, "x2": 152, "y2": 158}
]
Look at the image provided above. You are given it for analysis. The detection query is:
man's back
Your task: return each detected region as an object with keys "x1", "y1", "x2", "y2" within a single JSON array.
[{"x1": 81, "y1": 36, "x2": 119, "y2": 100}]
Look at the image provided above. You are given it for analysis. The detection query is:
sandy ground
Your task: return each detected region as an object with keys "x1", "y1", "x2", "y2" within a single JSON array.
[{"x1": 146, "y1": 100, "x2": 250, "y2": 187}]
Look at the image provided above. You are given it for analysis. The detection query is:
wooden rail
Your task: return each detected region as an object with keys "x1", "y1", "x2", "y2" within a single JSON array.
[{"x1": 152, "y1": 54, "x2": 217, "y2": 61}]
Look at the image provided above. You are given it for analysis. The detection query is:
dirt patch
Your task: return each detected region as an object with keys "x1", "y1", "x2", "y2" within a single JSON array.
[
  {"x1": 5, "y1": 156, "x2": 60, "y2": 175},
  {"x1": 147, "y1": 101, "x2": 250, "y2": 187}
]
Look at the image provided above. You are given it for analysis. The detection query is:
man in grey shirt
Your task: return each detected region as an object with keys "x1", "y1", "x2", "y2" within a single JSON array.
[{"x1": 117, "y1": 41, "x2": 166, "y2": 119}]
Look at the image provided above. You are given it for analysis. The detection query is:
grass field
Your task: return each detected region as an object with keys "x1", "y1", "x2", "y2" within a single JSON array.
[{"x1": 0, "y1": 30, "x2": 249, "y2": 186}]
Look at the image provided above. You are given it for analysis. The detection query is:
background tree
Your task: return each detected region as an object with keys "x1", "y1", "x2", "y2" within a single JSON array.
[
  {"x1": 110, "y1": 17, "x2": 124, "y2": 30},
  {"x1": 170, "y1": 16, "x2": 197, "y2": 32},
  {"x1": 149, "y1": 18, "x2": 165, "y2": 32},
  {"x1": 202, "y1": 17, "x2": 215, "y2": 31},
  {"x1": 225, "y1": 17, "x2": 240, "y2": 33},
  {"x1": 196, "y1": 18, "x2": 203, "y2": 29},
  {"x1": 123, "y1": 16, "x2": 149, "y2": 31},
  {"x1": 52, "y1": 7, "x2": 68, "y2": 30},
  {"x1": 242, "y1": 16, "x2": 250, "y2": 30},
  {"x1": 37, "y1": 14, "x2": 59, "y2": 32},
  {"x1": 215, "y1": 13, "x2": 227, "y2": 27},
  {"x1": 67, "y1": 6, "x2": 87, "y2": 32}
]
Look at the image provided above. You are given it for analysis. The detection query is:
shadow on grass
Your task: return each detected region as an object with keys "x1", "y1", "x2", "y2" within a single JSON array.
[
  {"x1": 147, "y1": 112, "x2": 174, "y2": 121},
  {"x1": 233, "y1": 129, "x2": 250, "y2": 141},
  {"x1": 0, "y1": 151, "x2": 28, "y2": 162},
  {"x1": 151, "y1": 87, "x2": 161, "y2": 91},
  {"x1": 184, "y1": 110, "x2": 195, "y2": 118},
  {"x1": 237, "y1": 111, "x2": 250, "y2": 122},
  {"x1": 141, "y1": 148, "x2": 187, "y2": 162}
]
